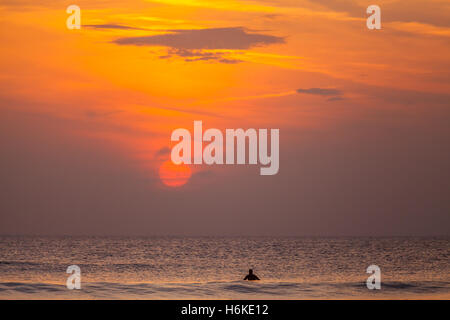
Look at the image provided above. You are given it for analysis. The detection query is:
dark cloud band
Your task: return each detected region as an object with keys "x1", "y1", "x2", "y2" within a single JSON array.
[{"x1": 113, "y1": 27, "x2": 284, "y2": 50}]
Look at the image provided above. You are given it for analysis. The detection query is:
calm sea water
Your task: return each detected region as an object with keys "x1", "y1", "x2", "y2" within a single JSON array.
[{"x1": 0, "y1": 236, "x2": 448, "y2": 299}]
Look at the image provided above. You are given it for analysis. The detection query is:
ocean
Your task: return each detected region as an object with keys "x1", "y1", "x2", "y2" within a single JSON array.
[{"x1": 0, "y1": 236, "x2": 448, "y2": 299}]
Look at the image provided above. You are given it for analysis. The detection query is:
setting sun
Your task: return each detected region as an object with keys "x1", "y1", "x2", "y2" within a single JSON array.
[{"x1": 158, "y1": 160, "x2": 192, "y2": 187}]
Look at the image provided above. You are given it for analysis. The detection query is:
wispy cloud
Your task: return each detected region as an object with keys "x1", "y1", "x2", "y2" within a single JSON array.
[
  {"x1": 297, "y1": 87, "x2": 344, "y2": 101},
  {"x1": 155, "y1": 146, "x2": 171, "y2": 158},
  {"x1": 327, "y1": 96, "x2": 344, "y2": 102},
  {"x1": 314, "y1": 0, "x2": 450, "y2": 28},
  {"x1": 85, "y1": 110, "x2": 122, "y2": 118},
  {"x1": 159, "y1": 48, "x2": 243, "y2": 64},
  {"x1": 388, "y1": 22, "x2": 450, "y2": 37},
  {"x1": 84, "y1": 24, "x2": 146, "y2": 31},
  {"x1": 297, "y1": 88, "x2": 341, "y2": 96},
  {"x1": 145, "y1": 0, "x2": 277, "y2": 13}
]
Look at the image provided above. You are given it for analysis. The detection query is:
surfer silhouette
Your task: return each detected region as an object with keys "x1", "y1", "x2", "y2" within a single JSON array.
[{"x1": 243, "y1": 269, "x2": 260, "y2": 281}]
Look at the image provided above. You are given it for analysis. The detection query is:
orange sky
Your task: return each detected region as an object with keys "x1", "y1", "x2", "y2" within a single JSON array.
[
  {"x1": 1, "y1": 2, "x2": 448, "y2": 133},
  {"x1": 1, "y1": 1, "x2": 449, "y2": 235}
]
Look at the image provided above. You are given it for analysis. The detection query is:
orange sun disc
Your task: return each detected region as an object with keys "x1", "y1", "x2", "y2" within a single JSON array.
[{"x1": 159, "y1": 160, "x2": 192, "y2": 187}]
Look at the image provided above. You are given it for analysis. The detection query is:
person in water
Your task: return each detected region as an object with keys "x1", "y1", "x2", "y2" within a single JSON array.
[{"x1": 243, "y1": 269, "x2": 260, "y2": 280}]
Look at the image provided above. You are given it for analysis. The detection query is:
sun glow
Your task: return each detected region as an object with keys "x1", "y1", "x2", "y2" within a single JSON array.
[{"x1": 159, "y1": 160, "x2": 192, "y2": 187}]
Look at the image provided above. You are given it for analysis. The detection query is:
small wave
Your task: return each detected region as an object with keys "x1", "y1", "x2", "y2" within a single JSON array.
[
  {"x1": 0, "y1": 261, "x2": 41, "y2": 266},
  {"x1": 0, "y1": 282, "x2": 66, "y2": 294},
  {"x1": 381, "y1": 281, "x2": 450, "y2": 292},
  {"x1": 0, "y1": 280, "x2": 449, "y2": 299}
]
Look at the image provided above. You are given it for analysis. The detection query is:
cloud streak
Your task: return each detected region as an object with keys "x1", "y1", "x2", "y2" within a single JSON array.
[
  {"x1": 159, "y1": 48, "x2": 243, "y2": 64},
  {"x1": 297, "y1": 87, "x2": 344, "y2": 101},
  {"x1": 84, "y1": 24, "x2": 145, "y2": 31},
  {"x1": 297, "y1": 88, "x2": 341, "y2": 96}
]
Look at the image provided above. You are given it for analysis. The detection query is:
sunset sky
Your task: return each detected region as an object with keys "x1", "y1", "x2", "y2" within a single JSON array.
[{"x1": 1, "y1": 0, "x2": 449, "y2": 236}]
